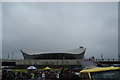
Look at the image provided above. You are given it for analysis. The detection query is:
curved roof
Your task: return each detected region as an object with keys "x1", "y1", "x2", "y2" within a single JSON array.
[{"x1": 21, "y1": 48, "x2": 86, "y2": 55}]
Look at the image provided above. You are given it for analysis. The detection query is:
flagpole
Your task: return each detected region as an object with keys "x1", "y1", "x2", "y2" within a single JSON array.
[{"x1": 101, "y1": 54, "x2": 103, "y2": 61}]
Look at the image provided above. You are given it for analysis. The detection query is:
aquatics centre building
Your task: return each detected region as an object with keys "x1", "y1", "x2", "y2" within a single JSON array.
[{"x1": 21, "y1": 47, "x2": 86, "y2": 60}]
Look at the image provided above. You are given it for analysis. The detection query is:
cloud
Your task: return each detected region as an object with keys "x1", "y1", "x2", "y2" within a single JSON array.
[
  {"x1": 0, "y1": 2, "x2": 2, "y2": 58},
  {"x1": 2, "y1": 2, "x2": 118, "y2": 59}
]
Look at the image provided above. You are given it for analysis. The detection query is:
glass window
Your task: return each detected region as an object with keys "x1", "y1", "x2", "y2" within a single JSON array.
[{"x1": 91, "y1": 70, "x2": 120, "y2": 80}]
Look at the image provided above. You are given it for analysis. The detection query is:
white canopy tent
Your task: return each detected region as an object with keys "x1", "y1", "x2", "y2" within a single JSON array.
[{"x1": 27, "y1": 66, "x2": 37, "y2": 70}]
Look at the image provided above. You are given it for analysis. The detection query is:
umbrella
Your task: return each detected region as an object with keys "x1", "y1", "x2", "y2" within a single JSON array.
[
  {"x1": 27, "y1": 66, "x2": 37, "y2": 70},
  {"x1": 43, "y1": 67, "x2": 51, "y2": 70},
  {"x1": 71, "y1": 68, "x2": 80, "y2": 71},
  {"x1": 58, "y1": 68, "x2": 63, "y2": 70}
]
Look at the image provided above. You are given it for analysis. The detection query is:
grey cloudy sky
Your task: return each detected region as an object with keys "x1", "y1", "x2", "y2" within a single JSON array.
[
  {"x1": 0, "y1": 2, "x2": 2, "y2": 59},
  {"x1": 2, "y1": 2, "x2": 118, "y2": 60}
]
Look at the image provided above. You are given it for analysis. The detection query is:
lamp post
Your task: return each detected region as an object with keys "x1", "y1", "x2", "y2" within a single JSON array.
[{"x1": 8, "y1": 53, "x2": 9, "y2": 60}]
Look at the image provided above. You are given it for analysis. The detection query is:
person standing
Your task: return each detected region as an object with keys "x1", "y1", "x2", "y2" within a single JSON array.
[{"x1": 42, "y1": 72, "x2": 45, "y2": 80}]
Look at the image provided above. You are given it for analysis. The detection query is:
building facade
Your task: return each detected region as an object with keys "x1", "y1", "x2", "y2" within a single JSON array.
[{"x1": 21, "y1": 47, "x2": 86, "y2": 60}]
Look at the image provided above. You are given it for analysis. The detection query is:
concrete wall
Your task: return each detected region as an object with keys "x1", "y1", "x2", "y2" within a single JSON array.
[{"x1": 2, "y1": 59, "x2": 83, "y2": 65}]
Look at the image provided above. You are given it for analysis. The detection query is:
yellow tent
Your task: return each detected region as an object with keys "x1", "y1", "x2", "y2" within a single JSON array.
[{"x1": 43, "y1": 67, "x2": 52, "y2": 70}]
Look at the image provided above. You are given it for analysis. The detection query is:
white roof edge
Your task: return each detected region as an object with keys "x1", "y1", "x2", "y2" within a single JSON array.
[{"x1": 21, "y1": 48, "x2": 86, "y2": 55}]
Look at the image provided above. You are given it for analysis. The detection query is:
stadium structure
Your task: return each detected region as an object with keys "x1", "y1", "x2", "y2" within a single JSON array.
[{"x1": 21, "y1": 47, "x2": 86, "y2": 60}]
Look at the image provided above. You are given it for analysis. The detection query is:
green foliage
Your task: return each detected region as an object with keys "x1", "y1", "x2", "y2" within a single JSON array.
[{"x1": 12, "y1": 69, "x2": 27, "y2": 72}]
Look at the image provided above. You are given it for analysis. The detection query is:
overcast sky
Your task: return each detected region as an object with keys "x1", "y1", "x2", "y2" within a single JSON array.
[
  {"x1": 0, "y1": 2, "x2": 2, "y2": 59},
  {"x1": 2, "y1": 2, "x2": 118, "y2": 60}
]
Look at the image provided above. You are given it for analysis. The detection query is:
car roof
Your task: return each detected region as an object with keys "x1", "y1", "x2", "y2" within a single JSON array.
[{"x1": 80, "y1": 67, "x2": 120, "y2": 73}]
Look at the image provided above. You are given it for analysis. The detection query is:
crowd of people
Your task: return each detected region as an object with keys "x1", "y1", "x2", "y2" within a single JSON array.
[{"x1": 2, "y1": 68, "x2": 80, "y2": 80}]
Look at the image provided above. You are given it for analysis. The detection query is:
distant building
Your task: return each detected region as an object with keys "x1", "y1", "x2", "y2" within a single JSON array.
[{"x1": 21, "y1": 47, "x2": 86, "y2": 60}]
